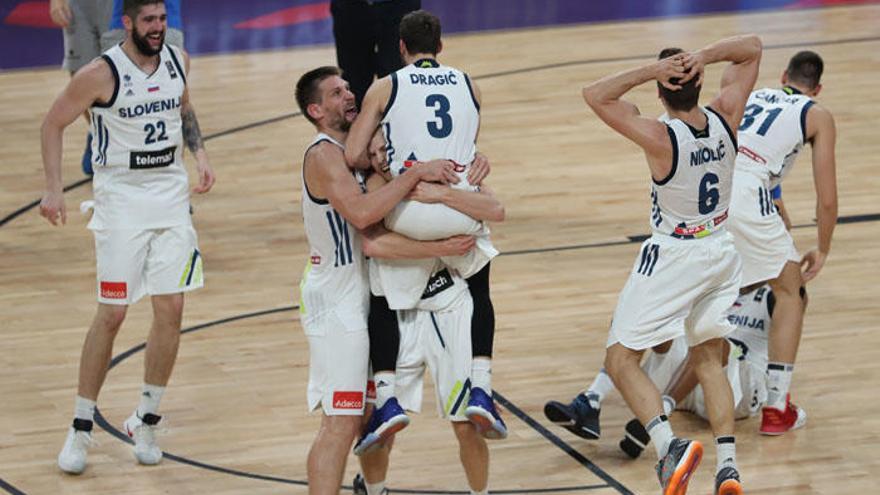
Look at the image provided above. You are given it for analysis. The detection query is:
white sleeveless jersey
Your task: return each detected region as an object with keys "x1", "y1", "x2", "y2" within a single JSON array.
[
  {"x1": 735, "y1": 87, "x2": 814, "y2": 187},
  {"x1": 88, "y1": 43, "x2": 191, "y2": 230},
  {"x1": 652, "y1": 107, "x2": 737, "y2": 239},
  {"x1": 299, "y1": 134, "x2": 369, "y2": 328},
  {"x1": 381, "y1": 58, "x2": 480, "y2": 184},
  {"x1": 726, "y1": 285, "x2": 772, "y2": 372}
]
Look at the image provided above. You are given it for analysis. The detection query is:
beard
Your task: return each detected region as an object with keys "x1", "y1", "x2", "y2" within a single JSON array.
[
  {"x1": 339, "y1": 117, "x2": 352, "y2": 133},
  {"x1": 131, "y1": 26, "x2": 165, "y2": 56}
]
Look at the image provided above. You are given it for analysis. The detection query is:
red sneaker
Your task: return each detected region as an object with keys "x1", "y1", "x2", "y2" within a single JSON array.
[{"x1": 760, "y1": 395, "x2": 807, "y2": 435}]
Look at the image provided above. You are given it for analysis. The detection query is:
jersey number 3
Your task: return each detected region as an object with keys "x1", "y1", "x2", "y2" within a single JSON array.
[{"x1": 425, "y1": 94, "x2": 452, "y2": 138}]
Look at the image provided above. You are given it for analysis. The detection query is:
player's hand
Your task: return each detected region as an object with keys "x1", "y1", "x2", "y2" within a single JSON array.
[
  {"x1": 39, "y1": 189, "x2": 67, "y2": 226},
  {"x1": 193, "y1": 160, "x2": 215, "y2": 193},
  {"x1": 468, "y1": 152, "x2": 490, "y2": 186},
  {"x1": 407, "y1": 182, "x2": 448, "y2": 204},
  {"x1": 654, "y1": 54, "x2": 688, "y2": 91},
  {"x1": 800, "y1": 249, "x2": 827, "y2": 283},
  {"x1": 678, "y1": 52, "x2": 704, "y2": 87},
  {"x1": 50, "y1": 0, "x2": 72, "y2": 28},
  {"x1": 433, "y1": 235, "x2": 475, "y2": 256},
  {"x1": 417, "y1": 160, "x2": 459, "y2": 185}
]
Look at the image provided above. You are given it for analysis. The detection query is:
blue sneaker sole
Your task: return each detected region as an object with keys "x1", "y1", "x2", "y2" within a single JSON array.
[
  {"x1": 353, "y1": 414, "x2": 410, "y2": 456},
  {"x1": 465, "y1": 406, "x2": 508, "y2": 440},
  {"x1": 543, "y1": 401, "x2": 600, "y2": 440}
]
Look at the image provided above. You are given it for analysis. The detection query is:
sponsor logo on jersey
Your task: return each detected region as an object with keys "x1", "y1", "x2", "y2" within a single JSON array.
[
  {"x1": 130, "y1": 146, "x2": 177, "y2": 169},
  {"x1": 100, "y1": 281, "x2": 127, "y2": 299},
  {"x1": 408, "y1": 71, "x2": 458, "y2": 86},
  {"x1": 690, "y1": 141, "x2": 726, "y2": 167},
  {"x1": 165, "y1": 60, "x2": 178, "y2": 79},
  {"x1": 125, "y1": 89, "x2": 135, "y2": 97},
  {"x1": 421, "y1": 268, "x2": 454, "y2": 300},
  {"x1": 332, "y1": 391, "x2": 364, "y2": 410},
  {"x1": 119, "y1": 97, "x2": 182, "y2": 118}
]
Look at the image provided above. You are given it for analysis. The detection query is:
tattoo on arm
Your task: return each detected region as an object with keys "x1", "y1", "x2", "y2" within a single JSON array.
[{"x1": 181, "y1": 104, "x2": 204, "y2": 153}]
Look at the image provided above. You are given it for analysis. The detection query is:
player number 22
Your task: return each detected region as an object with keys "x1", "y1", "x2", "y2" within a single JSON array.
[
  {"x1": 144, "y1": 120, "x2": 168, "y2": 144},
  {"x1": 425, "y1": 94, "x2": 452, "y2": 138}
]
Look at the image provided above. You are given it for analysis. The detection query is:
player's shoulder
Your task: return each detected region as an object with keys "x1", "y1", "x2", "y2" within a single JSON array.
[
  {"x1": 306, "y1": 139, "x2": 345, "y2": 165},
  {"x1": 77, "y1": 56, "x2": 116, "y2": 81}
]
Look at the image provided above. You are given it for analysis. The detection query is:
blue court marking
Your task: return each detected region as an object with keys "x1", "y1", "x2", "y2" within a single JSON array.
[
  {"x1": 93, "y1": 304, "x2": 620, "y2": 493},
  {"x1": 0, "y1": 478, "x2": 26, "y2": 495}
]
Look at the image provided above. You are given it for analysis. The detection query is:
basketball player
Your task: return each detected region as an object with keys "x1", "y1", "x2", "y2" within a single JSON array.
[
  {"x1": 40, "y1": 0, "x2": 213, "y2": 474},
  {"x1": 582, "y1": 34, "x2": 762, "y2": 495},
  {"x1": 726, "y1": 51, "x2": 837, "y2": 435},
  {"x1": 296, "y1": 65, "x2": 493, "y2": 495},
  {"x1": 50, "y1": 0, "x2": 184, "y2": 175},
  {"x1": 344, "y1": 10, "x2": 507, "y2": 446}
]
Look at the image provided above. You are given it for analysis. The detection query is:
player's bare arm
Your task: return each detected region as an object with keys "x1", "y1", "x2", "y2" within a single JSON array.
[
  {"x1": 582, "y1": 57, "x2": 682, "y2": 180},
  {"x1": 408, "y1": 182, "x2": 505, "y2": 223},
  {"x1": 345, "y1": 76, "x2": 393, "y2": 170},
  {"x1": 361, "y1": 224, "x2": 475, "y2": 260},
  {"x1": 690, "y1": 34, "x2": 763, "y2": 132},
  {"x1": 180, "y1": 50, "x2": 215, "y2": 194},
  {"x1": 801, "y1": 103, "x2": 838, "y2": 282},
  {"x1": 308, "y1": 142, "x2": 454, "y2": 230},
  {"x1": 39, "y1": 59, "x2": 114, "y2": 226}
]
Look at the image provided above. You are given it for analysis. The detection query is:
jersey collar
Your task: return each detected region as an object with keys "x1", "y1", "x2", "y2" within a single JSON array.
[
  {"x1": 782, "y1": 85, "x2": 803, "y2": 95},
  {"x1": 413, "y1": 58, "x2": 440, "y2": 69}
]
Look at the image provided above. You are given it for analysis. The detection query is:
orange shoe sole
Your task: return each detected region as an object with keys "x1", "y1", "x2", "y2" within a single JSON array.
[
  {"x1": 717, "y1": 478, "x2": 743, "y2": 495},
  {"x1": 664, "y1": 441, "x2": 703, "y2": 495}
]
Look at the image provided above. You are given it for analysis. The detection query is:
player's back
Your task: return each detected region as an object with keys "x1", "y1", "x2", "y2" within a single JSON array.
[
  {"x1": 381, "y1": 59, "x2": 480, "y2": 178},
  {"x1": 652, "y1": 107, "x2": 737, "y2": 239},
  {"x1": 299, "y1": 135, "x2": 369, "y2": 327},
  {"x1": 736, "y1": 87, "x2": 814, "y2": 187}
]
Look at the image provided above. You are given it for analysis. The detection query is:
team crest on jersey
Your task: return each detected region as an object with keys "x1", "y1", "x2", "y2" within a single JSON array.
[{"x1": 165, "y1": 60, "x2": 178, "y2": 79}]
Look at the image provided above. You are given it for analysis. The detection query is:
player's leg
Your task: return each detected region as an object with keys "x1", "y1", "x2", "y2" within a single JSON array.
[
  {"x1": 330, "y1": 0, "x2": 376, "y2": 108},
  {"x1": 463, "y1": 263, "x2": 507, "y2": 439},
  {"x1": 452, "y1": 421, "x2": 489, "y2": 494},
  {"x1": 310, "y1": 414, "x2": 363, "y2": 495},
  {"x1": 372, "y1": 0, "x2": 420, "y2": 78},
  {"x1": 763, "y1": 261, "x2": 807, "y2": 434}
]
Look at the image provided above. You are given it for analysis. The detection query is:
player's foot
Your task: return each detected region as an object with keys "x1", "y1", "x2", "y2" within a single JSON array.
[
  {"x1": 655, "y1": 438, "x2": 702, "y2": 495},
  {"x1": 82, "y1": 133, "x2": 93, "y2": 176},
  {"x1": 123, "y1": 412, "x2": 163, "y2": 465},
  {"x1": 715, "y1": 465, "x2": 743, "y2": 495},
  {"x1": 57, "y1": 420, "x2": 94, "y2": 474},
  {"x1": 759, "y1": 395, "x2": 807, "y2": 435},
  {"x1": 352, "y1": 473, "x2": 367, "y2": 495},
  {"x1": 544, "y1": 393, "x2": 600, "y2": 440},
  {"x1": 619, "y1": 418, "x2": 650, "y2": 459},
  {"x1": 353, "y1": 398, "x2": 409, "y2": 456},
  {"x1": 465, "y1": 387, "x2": 508, "y2": 440}
]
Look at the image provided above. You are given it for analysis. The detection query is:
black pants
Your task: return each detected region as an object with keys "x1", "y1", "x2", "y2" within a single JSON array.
[
  {"x1": 369, "y1": 263, "x2": 495, "y2": 373},
  {"x1": 330, "y1": 0, "x2": 422, "y2": 107}
]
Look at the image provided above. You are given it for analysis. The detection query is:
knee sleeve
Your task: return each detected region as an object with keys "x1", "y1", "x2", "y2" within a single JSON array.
[
  {"x1": 368, "y1": 294, "x2": 399, "y2": 373},
  {"x1": 467, "y1": 263, "x2": 495, "y2": 358}
]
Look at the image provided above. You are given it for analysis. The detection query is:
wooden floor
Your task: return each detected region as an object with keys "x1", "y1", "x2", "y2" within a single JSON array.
[{"x1": 2, "y1": 5, "x2": 879, "y2": 494}]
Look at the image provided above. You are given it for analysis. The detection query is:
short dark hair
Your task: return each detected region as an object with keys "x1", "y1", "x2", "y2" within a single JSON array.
[
  {"x1": 656, "y1": 47, "x2": 701, "y2": 112},
  {"x1": 123, "y1": 0, "x2": 164, "y2": 19},
  {"x1": 295, "y1": 66, "x2": 341, "y2": 124},
  {"x1": 400, "y1": 10, "x2": 441, "y2": 55},
  {"x1": 786, "y1": 51, "x2": 824, "y2": 90}
]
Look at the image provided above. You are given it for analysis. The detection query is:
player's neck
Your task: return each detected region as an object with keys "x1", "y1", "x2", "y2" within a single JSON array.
[
  {"x1": 403, "y1": 52, "x2": 438, "y2": 66},
  {"x1": 782, "y1": 83, "x2": 807, "y2": 95},
  {"x1": 318, "y1": 125, "x2": 347, "y2": 145},
  {"x1": 121, "y1": 39, "x2": 161, "y2": 73},
  {"x1": 667, "y1": 106, "x2": 707, "y2": 129}
]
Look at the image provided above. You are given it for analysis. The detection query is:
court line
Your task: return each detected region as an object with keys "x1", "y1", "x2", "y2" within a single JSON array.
[
  {"x1": 94, "y1": 305, "x2": 616, "y2": 493},
  {"x1": 2, "y1": 34, "x2": 878, "y2": 228},
  {"x1": 0, "y1": 478, "x2": 26, "y2": 495}
]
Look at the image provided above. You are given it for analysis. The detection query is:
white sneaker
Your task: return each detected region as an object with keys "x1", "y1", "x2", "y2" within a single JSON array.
[
  {"x1": 58, "y1": 426, "x2": 93, "y2": 474},
  {"x1": 123, "y1": 413, "x2": 163, "y2": 465}
]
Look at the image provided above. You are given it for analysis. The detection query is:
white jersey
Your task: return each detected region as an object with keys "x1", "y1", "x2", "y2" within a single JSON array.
[
  {"x1": 300, "y1": 134, "x2": 369, "y2": 330},
  {"x1": 653, "y1": 107, "x2": 737, "y2": 239},
  {"x1": 735, "y1": 87, "x2": 814, "y2": 187},
  {"x1": 726, "y1": 285, "x2": 772, "y2": 372},
  {"x1": 88, "y1": 43, "x2": 191, "y2": 230}
]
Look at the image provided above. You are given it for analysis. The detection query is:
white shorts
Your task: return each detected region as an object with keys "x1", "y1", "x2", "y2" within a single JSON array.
[
  {"x1": 395, "y1": 292, "x2": 474, "y2": 422},
  {"x1": 304, "y1": 308, "x2": 370, "y2": 416},
  {"x1": 640, "y1": 337, "x2": 690, "y2": 392},
  {"x1": 728, "y1": 170, "x2": 800, "y2": 286},
  {"x1": 94, "y1": 225, "x2": 202, "y2": 305},
  {"x1": 608, "y1": 232, "x2": 742, "y2": 350}
]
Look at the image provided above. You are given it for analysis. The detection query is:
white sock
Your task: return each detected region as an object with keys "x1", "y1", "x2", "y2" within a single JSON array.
[
  {"x1": 471, "y1": 357, "x2": 492, "y2": 393},
  {"x1": 646, "y1": 414, "x2": 675, "y2": 459},
  {"x1": 366, "y1": 480, "x2": 386, "y2": 495},
  {"x1": 766, "y1": 362, "x2": 793, "y2": 410},
  {"x1": 715, "y1": 436, "x2": 737, "y2": 472},
  {"x1": 470, "y1": 490, "x2": 488, "y2": 495},
  {"x1": 374, "y1": 372, "x2": 396, "y2": 409},
  {"x1": 662, "y1": 395, "x2": 676, "y2": 415},
  {"x1": 137, "y1": 383, "x2": 165, "y2": 417},
  {"x1": 74, "y1": 396, "x2": 96, "y2": 422},
  {"x1": 585, "y1": 369, "x2": 614, "y2": 407}
]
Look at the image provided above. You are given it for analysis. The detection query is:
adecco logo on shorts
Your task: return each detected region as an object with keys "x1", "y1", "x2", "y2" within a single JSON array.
[
  {"x1": 332, "y1": 391, "x2": 363, "y2": 410},
  {"x1": 100, "y1": 281, "x2": 127, "y2": 299}
]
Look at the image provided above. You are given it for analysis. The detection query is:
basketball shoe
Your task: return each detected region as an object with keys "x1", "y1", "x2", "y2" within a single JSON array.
[
  {"x1": 353, "y1": 398, "x2": 409, "y2": 456},
  {"x1": 656, "y1": 438, "x2": 702, "y2": 495},
  {"x1": 57, "y1": 419, "x2": 94, "y2": 474},
  {"x1": 715, "y1": 465, "x2": 743, "y2": 495},
  {"x1": 465, "y1": 387, "x2": 508, "y2": 439},
  {"x1": 759, "y1": 395, "x2": 807, "y2": 435},
  {"x1": 544, "y1": 393, "x2": 601, "y2": 440},
  {"x1": 619, "y1": 418, "x2": 650, "y2": 458},
  {"x1": 123, "y1": 412, "x2": 163, "y2": 465}
]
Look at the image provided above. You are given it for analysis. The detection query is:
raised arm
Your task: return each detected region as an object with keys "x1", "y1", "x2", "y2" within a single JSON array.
[
  {"x1": 179, "y1": 50, "x2": 215, "y2": 194},
  {"x1": 345, "y1": 77, "x2": 392, "y2": 170},
  {"x1": 801, "y1": 104, "x2": 838, "y2": 282},
  {"x1": 692, "y1": 35, "x2": 763, "y2": 131},
  {"x1": 39, "y1": 60, "x2": 113, "y2": 225},
  {"x1": 582, "y1": 56, "x2": 685, "y2": 179}
]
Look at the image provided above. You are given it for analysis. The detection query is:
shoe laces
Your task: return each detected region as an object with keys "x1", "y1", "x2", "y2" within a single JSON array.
[
  {"x1": 571, "y1": 394, "x2": 595, "y2": 418},
  {"x1": 72, "y1": 430, "x2": 97, "y2": 449}
]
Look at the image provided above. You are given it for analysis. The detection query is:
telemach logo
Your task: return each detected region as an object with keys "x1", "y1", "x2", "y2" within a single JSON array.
[{"x1": 130, "y1": 146, "x2": 176, "y2": 169}]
